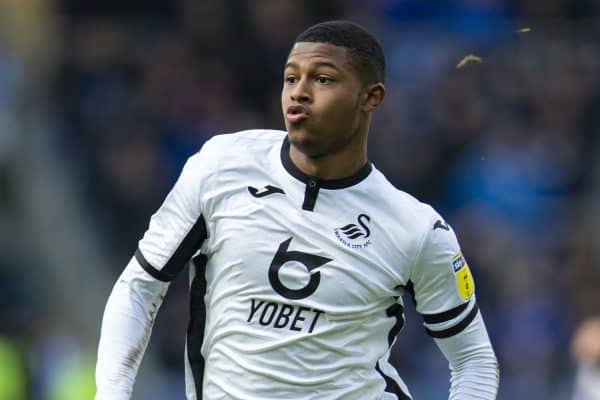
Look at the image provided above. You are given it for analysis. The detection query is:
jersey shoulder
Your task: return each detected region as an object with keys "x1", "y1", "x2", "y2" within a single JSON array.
[
  {"x1": 369, "y1": 167, "x2": 442, "y2": 232},
  {"x1": 186, "y1": 129, "x2": 286, "y2": 174},
  {"x1": 203, "y1": 129, "x2": 286, "y2": 156}
]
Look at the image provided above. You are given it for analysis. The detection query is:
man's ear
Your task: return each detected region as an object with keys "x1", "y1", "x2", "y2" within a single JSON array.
[{"x1": 361, "y1": 83, "x2": 385, "y2": 112}]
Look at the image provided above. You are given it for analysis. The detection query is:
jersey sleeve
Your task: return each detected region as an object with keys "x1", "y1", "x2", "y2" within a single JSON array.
[
  {"x1": 95, "y1": 257, "x2": 169, "y2": 399},
  {"x1": 409, "y1": 208, "x2": 499, "y2": 398},
  {"x1": 96, "y1": 139, "x2": 218, "y2": 398},
  {"x1": 135, "y1": 141, "x2": 216, "y2": 282},
  {"x1": 434, "y1": 312, "x2": 500, "y2": 399},
  {"x1": 409, "y1": 209, "x2": 478, "y2": 339}
]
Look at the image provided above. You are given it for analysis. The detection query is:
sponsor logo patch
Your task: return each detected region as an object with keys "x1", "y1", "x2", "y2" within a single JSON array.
[{"x1": 452, "y1": 252, "x2": 474, "y2": 300}]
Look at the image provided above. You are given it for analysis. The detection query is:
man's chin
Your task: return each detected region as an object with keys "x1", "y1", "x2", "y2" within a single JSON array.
[{"x1": 287, "y1": 131, "x2": 323, "y2": 158}]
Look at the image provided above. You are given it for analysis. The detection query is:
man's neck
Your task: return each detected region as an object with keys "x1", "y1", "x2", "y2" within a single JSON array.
[{"x1": 288, "y1": 138, "x2": 368, "y2": 181}]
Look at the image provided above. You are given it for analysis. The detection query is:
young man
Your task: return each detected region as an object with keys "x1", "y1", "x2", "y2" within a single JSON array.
[{"x1": 95, "y1": 21, "x2": 499, "y2": 399}]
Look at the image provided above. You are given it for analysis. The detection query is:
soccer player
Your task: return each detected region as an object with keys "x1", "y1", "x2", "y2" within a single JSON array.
[{"x1": 95, "y1": 20, "x2": 499, "y2": 399}]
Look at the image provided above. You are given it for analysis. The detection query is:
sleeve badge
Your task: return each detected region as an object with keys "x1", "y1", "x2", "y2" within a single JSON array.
[{"x1": 452, "y1": 252, "x2": 474, "y2": 300}]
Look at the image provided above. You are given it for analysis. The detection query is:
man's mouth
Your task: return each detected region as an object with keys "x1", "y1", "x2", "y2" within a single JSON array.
[{"x1": 286, "y1": 105, "x2": 310, "y2": 123}]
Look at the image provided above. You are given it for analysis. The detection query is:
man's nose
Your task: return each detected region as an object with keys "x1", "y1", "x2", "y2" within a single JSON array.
[{"x1": 290, "y1": 78, "x2": 311, "y2": 103}]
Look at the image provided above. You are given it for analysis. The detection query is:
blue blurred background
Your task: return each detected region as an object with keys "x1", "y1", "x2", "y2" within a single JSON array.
[{"x1": 0, "y1": 0, "x2": 598, "y2": 399}]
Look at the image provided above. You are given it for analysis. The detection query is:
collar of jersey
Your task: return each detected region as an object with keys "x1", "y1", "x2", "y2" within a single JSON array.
[{"x1": 280, "y1": 136, "x2": 373, "y2": 189}]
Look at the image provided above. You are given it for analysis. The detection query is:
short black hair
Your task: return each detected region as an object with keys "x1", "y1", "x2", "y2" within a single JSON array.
[{"x1": 294, "y1": 20, "x2": 385, "y2": 84}]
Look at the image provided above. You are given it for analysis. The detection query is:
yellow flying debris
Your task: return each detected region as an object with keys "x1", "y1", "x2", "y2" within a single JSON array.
[{"x1": 456, "y1": 54, "x2": 483, "y2": 69}]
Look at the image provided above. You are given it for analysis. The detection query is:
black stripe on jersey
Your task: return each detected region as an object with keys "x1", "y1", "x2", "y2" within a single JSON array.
[
  {"x1": 401, "y1": 280, "x2": 416, "y2": 306},
  {"x1": 302, "y1": 180, "x2": 320, "y2": 211},
  {"x1": 421, "y1": 301, "x2": 470, "y2": 324},
  {"x1": 385, "y1": 301, "x2": 405, "y2": 346},
  {"x1": 188, "y1": 254, "x2": 208, "y2": 400},
  {"x1": 425, "y1": 303, "x2": 479, "y2": 338},
  {"x1": 375, "y1": 361, "x2": 412, "y2": 400},
  {"x1": 135, "y1": 214, "x2": 208, "y2": 282},
  {"x1": 135, "y1": 249, "x2": 172, "y2": 282}
]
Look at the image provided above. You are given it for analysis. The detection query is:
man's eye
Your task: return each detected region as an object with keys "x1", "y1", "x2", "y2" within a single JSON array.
[
  {"x1": 316, "y1": 76, "x2": 333, "y2": 84},
  {"x1": 285, "y1": 76, "x2": 297, "y2": 84}
]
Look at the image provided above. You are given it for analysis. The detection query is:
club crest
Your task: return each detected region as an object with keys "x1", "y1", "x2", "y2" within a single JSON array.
[{"x1": 334, "y1": 214, "x2": 372, "y2": 249}]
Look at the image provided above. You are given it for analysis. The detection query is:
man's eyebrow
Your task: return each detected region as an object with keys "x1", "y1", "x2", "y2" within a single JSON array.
[{"x1": 284, "y1": 60, "x2": 342, "y2": 71}]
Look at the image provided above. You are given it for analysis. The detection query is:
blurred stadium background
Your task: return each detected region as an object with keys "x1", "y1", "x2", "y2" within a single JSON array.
[{"x1": 1, "y1": 0, "x2": 599, "y2": 399}]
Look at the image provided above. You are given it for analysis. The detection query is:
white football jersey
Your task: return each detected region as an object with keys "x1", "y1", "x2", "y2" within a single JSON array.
[{"x1": 135, "y1": 129, "x2": 479, "y2": 400}]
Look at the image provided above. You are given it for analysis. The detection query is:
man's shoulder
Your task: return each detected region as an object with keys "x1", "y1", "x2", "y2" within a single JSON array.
[
  {"x1": 204, "y1": 129, "x2": 286, "y2": 153},
  {"x1": 369, "y1": 168, "x2": 441, "y2": 228},
  {"x1": 187, "y1": 129, "x2": 285, "y2": 171},
  {"x1": 183, "y1": 129, "x2": 285, "y2": 179}
]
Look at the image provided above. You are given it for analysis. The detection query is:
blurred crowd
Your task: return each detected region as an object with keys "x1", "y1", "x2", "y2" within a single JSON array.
[{"x1": 1, "y1": 0, "x2": 599, "y2": 399}]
